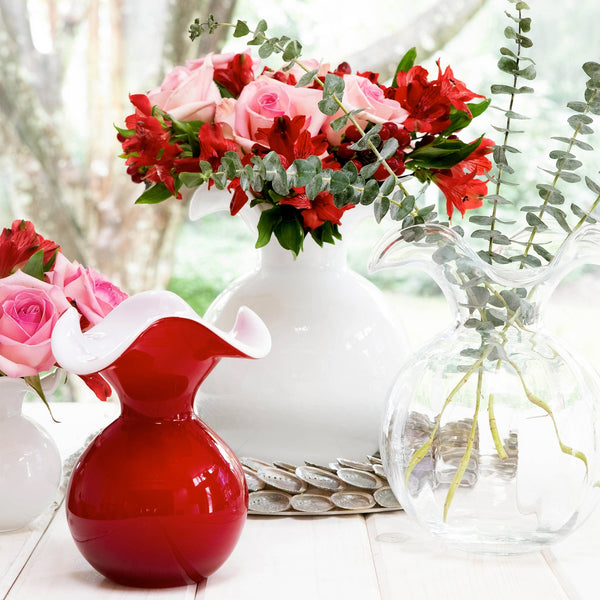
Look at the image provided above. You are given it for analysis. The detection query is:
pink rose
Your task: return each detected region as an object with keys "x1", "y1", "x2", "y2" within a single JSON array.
[
  {"x1": 147, "y1": 55, "x2": 222, "y2": 122},
  {"x1": 225, "y1": 78, "x2": 328, "y2": 150},
  {"x1": 48, "y1": 254, "x2": 128, "y2": 328},
  {"x1": 0, "y1": 271, "x2": 71, "y2": 378},
  {"x1": 325, "y1": 74, "x2": 409, "y2": 145}
]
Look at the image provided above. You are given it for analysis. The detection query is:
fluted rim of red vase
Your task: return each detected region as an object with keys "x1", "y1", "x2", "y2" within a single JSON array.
[{"x1": 50, "y1": 290, "x2": 271, "y2": 375}]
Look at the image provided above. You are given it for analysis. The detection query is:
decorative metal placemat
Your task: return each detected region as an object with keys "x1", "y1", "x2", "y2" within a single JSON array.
[{"x1": 242, "y1": 454, "x2": 402, "y2": 516}]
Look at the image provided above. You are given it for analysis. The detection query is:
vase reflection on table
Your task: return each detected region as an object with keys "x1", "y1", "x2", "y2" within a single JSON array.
[
  {"x1": 370, "y1": 224, "x2": 600, "y2": 554},
  {"x1": 51, "y1": 290, "x2": 271, "y2": 587}
]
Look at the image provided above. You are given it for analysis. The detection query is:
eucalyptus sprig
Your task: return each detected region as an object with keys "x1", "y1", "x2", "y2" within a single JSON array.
[{"x1": 472, "y1": 0, "x2": 535, "y2": 266}]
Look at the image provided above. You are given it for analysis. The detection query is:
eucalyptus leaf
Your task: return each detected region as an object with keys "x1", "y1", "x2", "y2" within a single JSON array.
[
  {"x1": 585, "y1": 176, "x2": 600, "y2": 196},
  {"x1": 533, "y1": 244, "x2": 554, "y2": 262},
  {"x1": 551, "y1": 136, "x2": 594, "y2": 151},
  {"x1": 360, "y1": 179, "x2": 379, "y2": 205},
  {"x1": 525, "y1": 212, "x2": 548, "y2": 230},
  {"x1": 374, "y1": 196, "x2": 390, "y2": 223},
  {"x1": 296, "y1": 69, "x2": 319, "y2": 88}
]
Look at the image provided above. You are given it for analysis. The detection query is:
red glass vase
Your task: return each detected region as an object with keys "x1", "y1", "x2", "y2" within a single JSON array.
[{"x1": 51, "y1": 291, "x2": 271, "y2": 588}]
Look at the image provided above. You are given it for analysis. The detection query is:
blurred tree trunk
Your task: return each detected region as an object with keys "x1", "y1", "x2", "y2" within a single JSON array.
[
  {"x1": 346, "y1": 0, "x2": 488, "y2": 79},
  {"x1": 0, "y1": 0, "x2": 238, "y2": 293}
]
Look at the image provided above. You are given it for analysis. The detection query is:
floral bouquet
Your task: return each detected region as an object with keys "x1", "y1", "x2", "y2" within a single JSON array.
[
  {"x1": 118, "y1": 16, "x2": 494, "y2": 255},
  {"x1": 0, "y1": 220, "x2": 128, "y2": 402}
]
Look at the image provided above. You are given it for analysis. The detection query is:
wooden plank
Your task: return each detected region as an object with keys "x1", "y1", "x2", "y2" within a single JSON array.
[
  {"x1": 0, "y1": 504, "x2": 61, "y2": 600},
  {"x1": 201, "y1": 515, "x2": 381, "y2": 600},
  {"x1": 366, "y1": 511, "x2": 570, "y2": 600},
  {"x1": 5, "y1": 507, "x2": 198, "y2": 600},
  {"x1": 541, "y1": 504, "x2": 600, "y2": 600}
]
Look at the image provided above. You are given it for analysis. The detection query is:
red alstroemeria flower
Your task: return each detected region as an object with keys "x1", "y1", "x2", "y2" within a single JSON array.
[
  {"x1": 391, "y1": 65, "x2": 452, "y2": 134},
  {"x1": 197, "y1": 122, "x2": 240, "y2": 171},
  {"x1": 214, "y1": 53, "x2": 256, "y2": 98},
  {"x1": 121, "y1": 94, "x2": 185, "y2": 197},
  {"x1": 0, "y1": 220, "x2": 60, "y2": 278},
  {"x1": 227, "y1": 154, "x2": 255, "y2": 216},
  {"x1": 435, "y1": 60, "x2": 486, "y2": 115},
  {"x1": 280, "y1": 192, "x2": 312, "y2": 210},
  {"x1": 301, "y1": 191, "x2": 353, "y2": 231},
  {"x1": 255, "y1": 115, "x2": 329, "y2": 168},
  {"x1": 458, "y1": 137, "x2": 495, "y2": 175},
  {"x1": 390, "y1": 62, "x2": 486, "y2": 135},
  {"x1": 432, "y1": 168, "x2": 488, "y2": 220}
]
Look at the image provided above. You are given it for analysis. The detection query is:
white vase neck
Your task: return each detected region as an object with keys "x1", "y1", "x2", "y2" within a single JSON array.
[
  {"x1": 0, "y1": 378, "x2": 28, "y2": 418},
  {"x1": 258, "y1": 239, "x2": 348, "y2": 270}
]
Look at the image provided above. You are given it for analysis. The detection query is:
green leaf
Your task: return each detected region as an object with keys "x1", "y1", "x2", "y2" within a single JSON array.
[
  {"x1": 360, "y1": 179, "x2": 379, "y2": 205},
  {"x1": 526, "y1": 212, "x2": 548, "y2": 230},
  {"x1": 329, "y1": 170, "x2": 352, "y2": 194},
  {"x1": 318, "y1": 96, "x2": 340, "y2": 116},
  {"x1": 274, "y1": 216, "x2": 304, "y2": 256},
  {"x1": 322, "y1": 73, "x2": 345, "y2": 97},
  {"x1": 407, "y1": 136, "x2": 483, "y2": 170},
  {"x1": 330, "y1": 108, "x2": 366, "y2": 132},
  {"x1": 571, "y1": 203, "x2": 597, "y2": 223},
  {"x1": 233, "y1": 20, "x2": 250, "y2": 37},
  {"x1": 379, "y1": 175, "x2": 396, "y2": 197},
  {"x1": 478, "y1": 250, "x2": 512, "y2": 265},
  {"x1": 511, "y1": 253, "x2": 542, "y2": 267},
  {"x1": 255, "y1": 207, "x2": 281, "y2": 249},
  {"x1": 471, "y1": 229, "x2": 511, "y2": 245},
  {"x1": 306, "y1": 173, "x2": 325, "y2": 200},
  {"x1": 490, "y1": 84, "x2": 534, "y2": 95},
  {"x1": 295, "y1": 69, "x2": 319, "y2": 88},
  {"x1": 350, "y1": 125, "x2": 381, "y2": 151},
  {"x1": 567, "y1": 101, "x2": 589, "y2": 113},
  {"x1": 178, "y1": 173, "x2": 205, "y2": 188},
  {"x1": 360, "y1": 161, "x2": 380, "y2": 179},
  {"x1": 290, "y1": 158, "x2": 318, "y2": 187},
  {"x1": 282, "y1": 40, "x2": 302, "y2": 62},
  {"x1": 373, "y1": 196, "x2": 390, "y2": 223},
  {"x1": 135, "y1": 182, "x2": 173, "y2": 204},
  {"x1": 544, "y1": 205, "x2": 571, "y2": 233},
  {"x1": 114, "y1": 125, "x2": 135, "y2": 139},
  {"x1": 258, "y1": 39, "x2": 276, "y2": 59},
  {"x1": 392, "y1": 47, "x2": 417, "y2": 84},
  {"x1": 540, "y1": 168, "x2": 581, "y2": 183},
  {"x1": 549, "y1": 150, "x2": 574, "y2": 160},
  {"x1": 536, "y1": 184, "x2": 564, "y2": 204},
  {"x1": 469, "y1": 98, "x2": 491, "y2": 118},
  {"x1": 555, "y1": 158, "x2": 583, "y2": 171},
  {"x1": 379, "y1": 137, "x2": 399, "y2": 160},
  {"x1": 585, "y1": 176, "x2": 600, "y2": 196},
  {"x1": 22, "y1": 250, "x2": 45, "y2": 280},
  {"x1": 583, "y1": 62, "x2": 600, "y2": 80},
  {"x1": 533, "y1": 244, "x2": 554, "y2": 262},
  {"x1": 551, "y1": 136, "x2": 594, "y2": 151}
]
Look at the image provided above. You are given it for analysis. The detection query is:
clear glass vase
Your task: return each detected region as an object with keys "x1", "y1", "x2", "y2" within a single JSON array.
[{"x1": 369, "y1": 223, "x2": 600, "y2": 553}]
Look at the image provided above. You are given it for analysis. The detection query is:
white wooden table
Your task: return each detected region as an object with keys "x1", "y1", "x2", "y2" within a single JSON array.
[{"x1": 2, "y1": 402, "x2": 599, "y2": 600}]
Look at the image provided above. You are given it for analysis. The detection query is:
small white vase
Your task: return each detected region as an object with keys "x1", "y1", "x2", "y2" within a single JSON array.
[
  {"x1": 0, "y1": 376, "x2": 62, "y2": 531},
  {"x1": 195, "y1": 236, "x2": 408, "y2": 464}
]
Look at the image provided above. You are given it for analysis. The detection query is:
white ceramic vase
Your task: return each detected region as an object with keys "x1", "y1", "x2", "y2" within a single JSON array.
[
  {"x1": 194, "y1": 229, "x2": 408, "y2": 465},
  {"x1": 0, "y1": 375, "x2": 62, "y2": 531}
]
